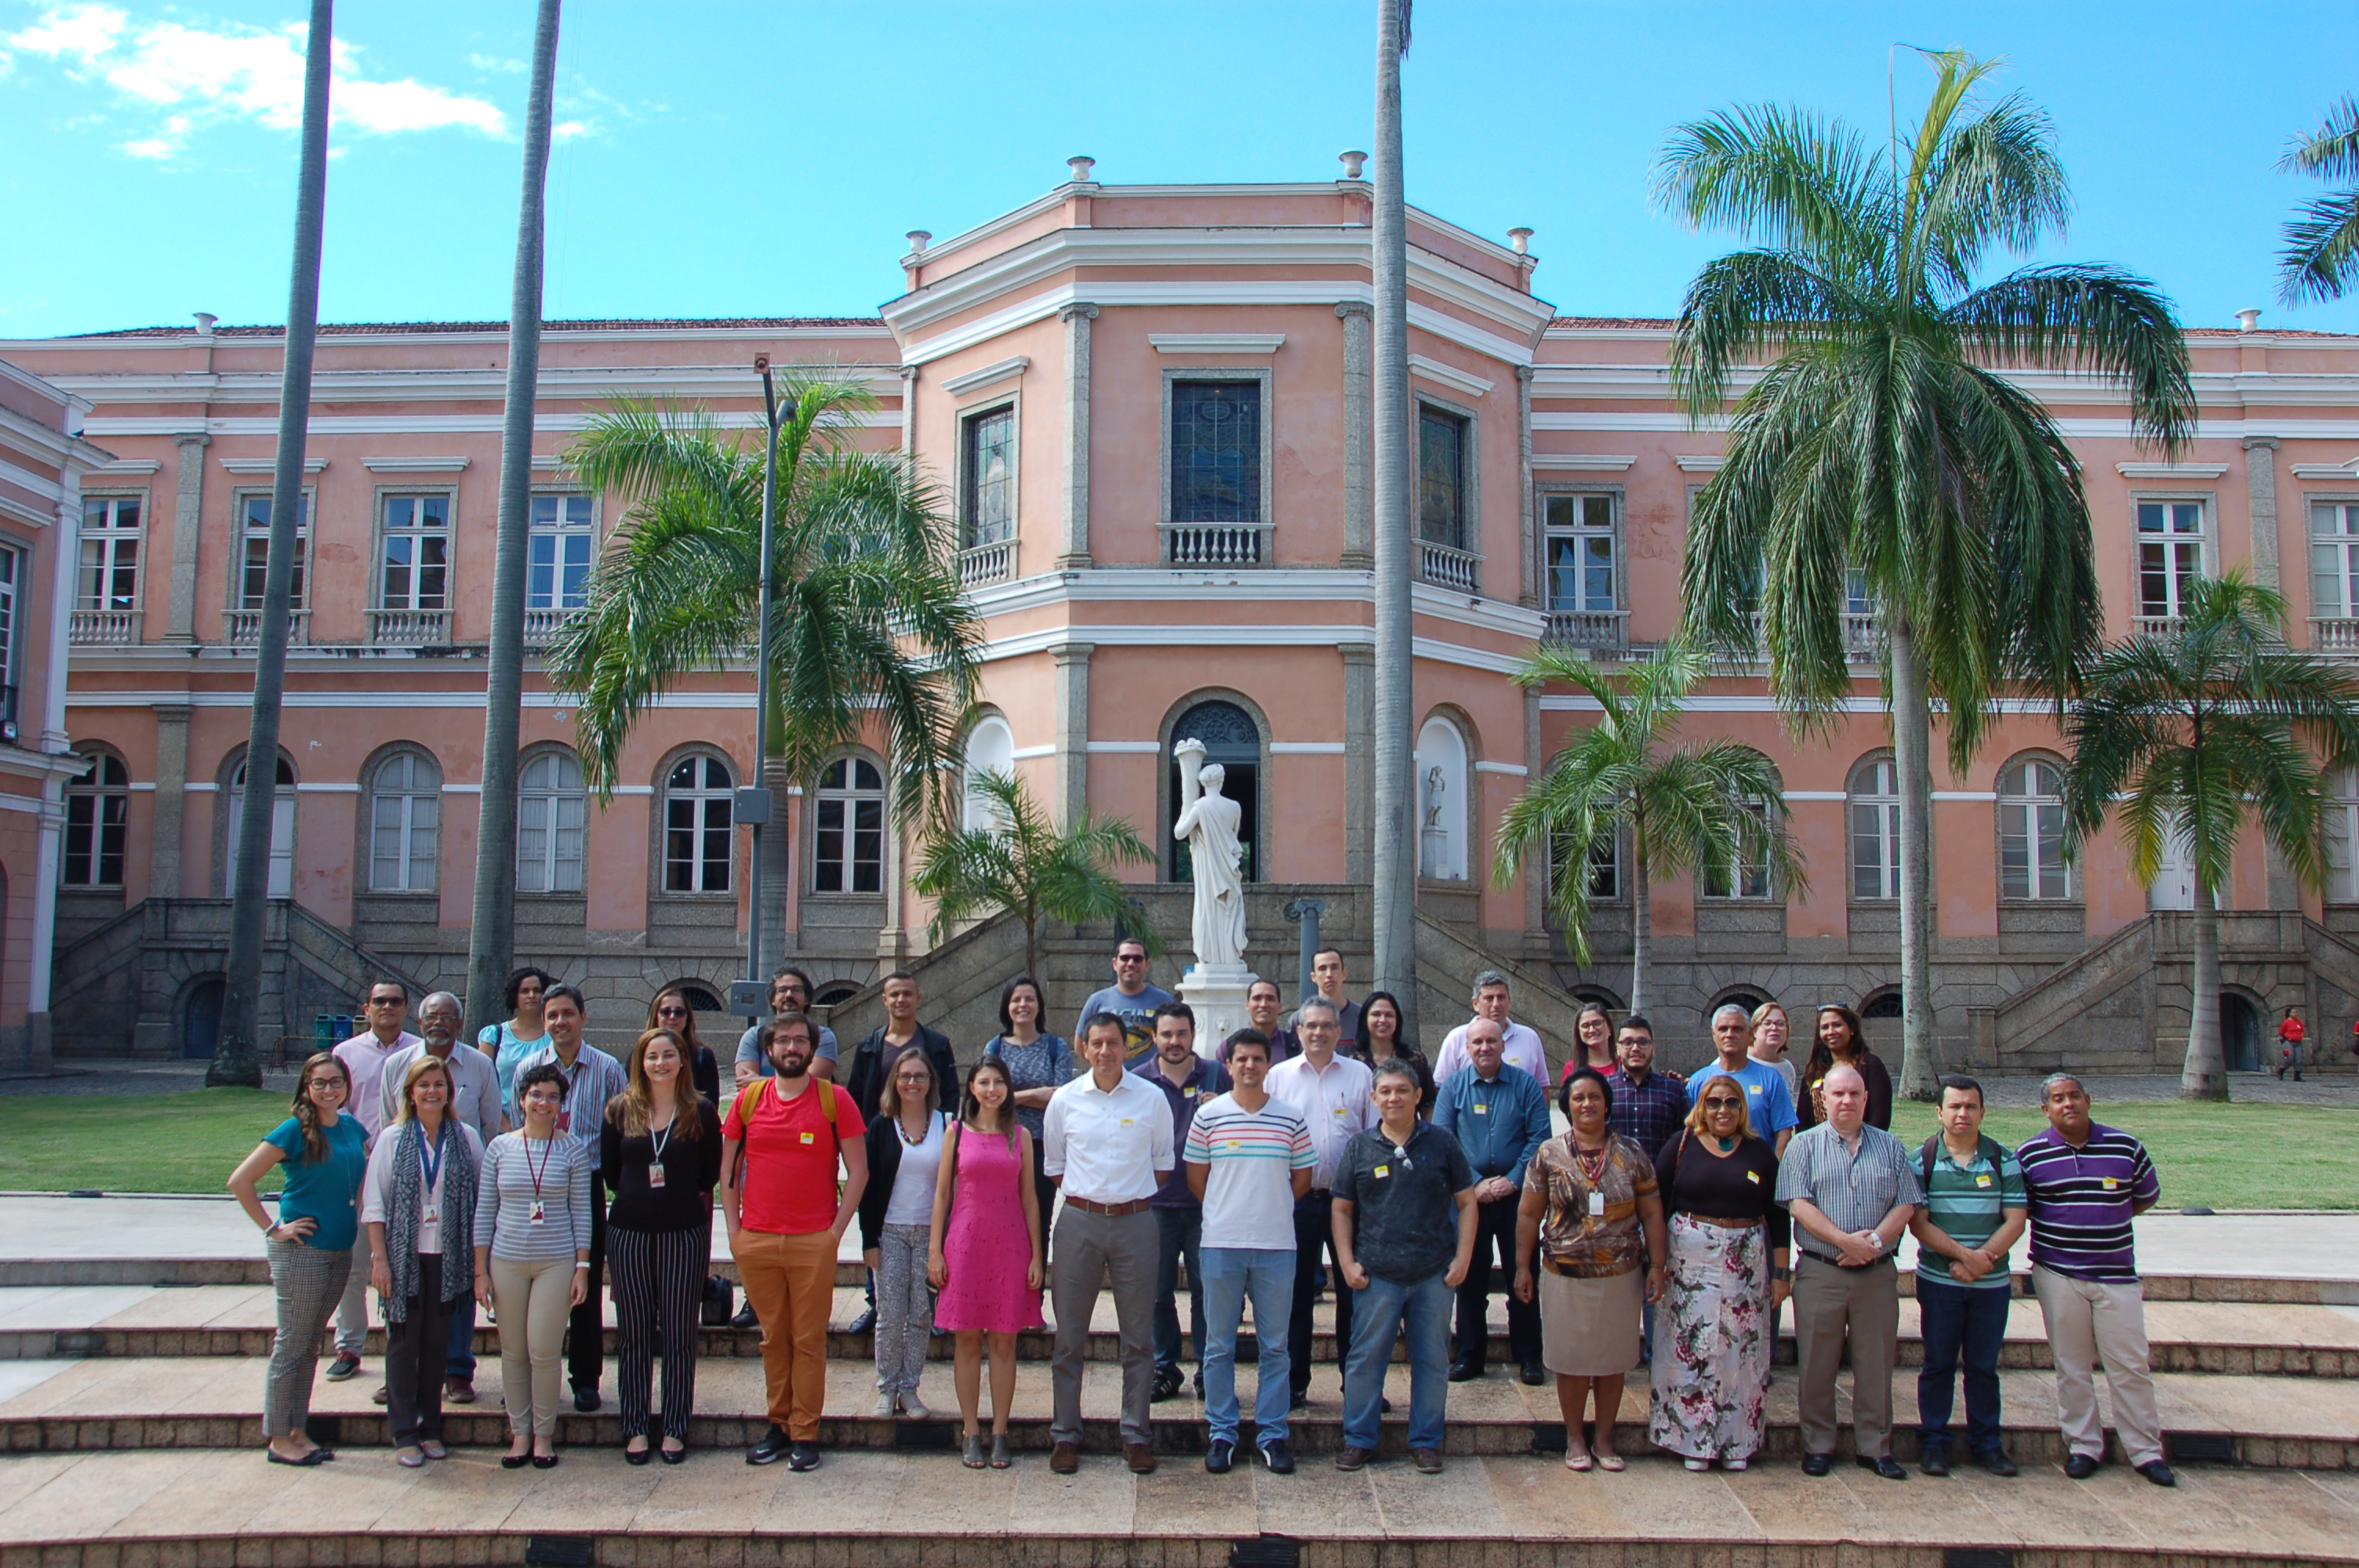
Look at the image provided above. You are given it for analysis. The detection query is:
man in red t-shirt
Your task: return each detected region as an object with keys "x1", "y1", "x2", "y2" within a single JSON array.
[
  {"x1": 2277, "y1": 1008, "x2": 2306, "y2": 1082},
  {"x1": 723, "y1": 1013, "x2": 867, "y2": 1470}
]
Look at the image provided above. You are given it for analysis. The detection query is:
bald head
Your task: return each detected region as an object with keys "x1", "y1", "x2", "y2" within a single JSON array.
[{"x1": 1821, "y1": 1062, "x2": 1867, "y2": 1134}]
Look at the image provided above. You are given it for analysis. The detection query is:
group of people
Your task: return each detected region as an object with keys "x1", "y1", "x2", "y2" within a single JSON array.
[{"x1": 226, "y1": 949, "x2": 2181, "y2": 1490}]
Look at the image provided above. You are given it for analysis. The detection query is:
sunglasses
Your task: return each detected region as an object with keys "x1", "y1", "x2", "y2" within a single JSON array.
[
  {"x1": 369, "y1": 996, "x2": 404, "y2": 1007},
  {"x1": 656, "y1": 1005, "x2": 689, "y2": 1018},
  {"x1": 1703, "y1": 1098, "x2": 1744, "y2": 1111}
]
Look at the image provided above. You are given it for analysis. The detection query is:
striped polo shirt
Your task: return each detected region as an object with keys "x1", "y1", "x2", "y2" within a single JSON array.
[
  {"x1": 1183, "y1": 1093, "x2": 1314, "y2": 1252},
  {"x1": 1917, "y1": 1138, "x2": 2028, "y2": 1290},
  {"x1": 2016, "y1": 1123, "x2": 2159, "y2": 1283}
]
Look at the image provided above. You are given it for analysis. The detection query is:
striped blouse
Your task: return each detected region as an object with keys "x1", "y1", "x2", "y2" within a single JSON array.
[{"x1": 471, "y1": 1132, "x2": 594, "y2": 1261}]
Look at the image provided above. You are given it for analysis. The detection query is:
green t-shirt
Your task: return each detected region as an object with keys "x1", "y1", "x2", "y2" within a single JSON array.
[
  {"x1": 265, "y1": 1114, "x2": 368, "y2": 1254},
  {"x1": 1916, "y1": 1136, "x2": 2026, "y2": 1290}
]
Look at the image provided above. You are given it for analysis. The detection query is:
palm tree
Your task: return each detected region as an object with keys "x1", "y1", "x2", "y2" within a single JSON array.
[
  {"x1": 912, "y1": 769, "x2": 1158, "y2": 981},
  {"x1": 551, "y1": 377, "x2": 983, "y2": 960},
  {"x1": 2059, "y1": 572, "x2": 2359, "y2": 1100},
  {"x1": 1492, "y1": 642, "x2": 1805, "y2": 1014},
  {"x1": 463, "y1": 0, "x2": 562, "y2": 1049},
  {"x1": 2277, "y1": 96, "x2": 2359, "y2": 305},
  {"x1": 213, "y1": 0, "x2": 333, "y2": 1088},
  {"x1": 1658, "y1": 49, "x2": 2195, "y2": 1099}
]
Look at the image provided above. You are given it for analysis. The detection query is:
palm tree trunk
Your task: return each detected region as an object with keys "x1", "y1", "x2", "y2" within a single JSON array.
[
  {"x1": 1629, "y1": 831, "x2": 1652, "y2": 1016},
  {"x1": 1887, "y1": 615, "x2": 1941, "y2": 1102},
  {"x1": 209, "y1": 0, "x2": 332, "y2": 1089},
  {"x1": 2182, "y1": 880, "x2": 2230, "y2": 1100},
  {"x1": 1369, "y1": 0, "x2": 1417, "y2": 1037},
  {"x1": 463, "y1": 0, "x2": 562, "y2": 1046}
]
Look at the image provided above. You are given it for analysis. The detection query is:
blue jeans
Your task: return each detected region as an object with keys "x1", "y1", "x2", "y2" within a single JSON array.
[
  {"x1": 1916, "y1": 1275, "x2": 2008, "y2": 1454},
  {"x1": 1154, "y1": 1207, "x2": 1207, "y2": 1379},
  {"x1": 1198, "y1": 1247, "x2": 1296, "y2": 1447},
  {"x1": 1343, "y1": 1270, "x2": 1452, "y2": 1453},
  {"x1": 445, "y1": 1290, "x2": 477, "y2": 1378}
]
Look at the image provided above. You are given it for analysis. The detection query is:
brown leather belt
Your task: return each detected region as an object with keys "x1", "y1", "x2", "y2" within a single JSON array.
[
  {"x1": 1063, "y1": 1196, "x2": 1151, "y2": 1217},
  {"x1": 1681, "y1": 1213, "x2": 1763, "y2": 1230}
]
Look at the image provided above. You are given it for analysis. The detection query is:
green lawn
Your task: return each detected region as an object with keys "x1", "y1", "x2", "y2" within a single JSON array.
[
  {"x1": 1885, "y1": 1099, "x2": 2359, "y2": 1211},
  {"x1": 0, "y1": 1089, "x2": 297, "y2": 1196}
]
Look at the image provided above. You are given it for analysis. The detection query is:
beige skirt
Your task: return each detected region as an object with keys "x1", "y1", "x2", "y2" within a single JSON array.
[{"x1": 1538, "y1": 1265, "x2": 1644, "y2": 1377}]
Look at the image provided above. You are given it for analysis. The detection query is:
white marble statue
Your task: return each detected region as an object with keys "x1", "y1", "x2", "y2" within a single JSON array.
[{"x1": 1172, "y1": 736, "x2": 1248, "y2": 967}]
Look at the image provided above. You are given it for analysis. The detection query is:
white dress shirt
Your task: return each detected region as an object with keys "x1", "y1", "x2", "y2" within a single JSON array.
[
  {"x1": 1043, "y1": 1070, "x2": 1175, "y2": 1204},
  {"x1": 377, "y1": 1040, "x2": 503, "y2": 1142},
  {"x1": 1432, "y1": 1019, "x2": 1548, "y2": 1086},
  {"x1": 1263, "y1": 1050, "x2": 1376, "y2": 1191}
]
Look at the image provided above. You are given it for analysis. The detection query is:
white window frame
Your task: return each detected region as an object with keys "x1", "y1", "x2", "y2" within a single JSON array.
[
  {"x1": 1997, "y1": 756, "x2": 2073, "y2": 902},
  {"x1": 231, "y1": 489, "x2": 315, "y2": 610},
  {"x1": 2310, "y1": 499, "x2": 2359, "y2": 622},
  {"x1": 78, "y1": 493, "x2": 146, "y2": 614},
  {"x1": 2134, "y1": 495, "x2": 2210, "y2": 623},
  {"x1": 0, "y1": 539, "x2": 22, "y2": 709},
  {"x1": 1701, "y1": 769, "x2": 1779, "y2": 902},
  {"x1": 517, "y1": 748, "x2": 587, "y2": 895},
  {"x1": 661, "y1": 752, "x2": 736, "y2": 895},
  {"x1": 63, "y1": 750, "x2": 131, "y2": 889},
  {"x1": 367, "y1": 750, "x2": 441, "y2": 894},
  {"x1": 2328, "y1": 764, "x2": 2359, "y2": 904},
  {"x1": 375, "y1": 491, "x2": 454, "y2": 612},
  {"x1": 1540, "y1": 490, "x2": 1620, "y2": 615},
  {"x1": 527, "y1": 492, "x2": 598, "y2": 612},
  {"x1": 811, "y1": 753, "x2": 886, "y2": 896},
  {"x1": 958, "y1": 400, "x2": 1019, "y2": 548},
  {"x1": 226, "y1": 754, "x2": 296, "y2": 899},
  {"x1": 1848, "y1": 754, "x2": 1902, "y2": 902}
]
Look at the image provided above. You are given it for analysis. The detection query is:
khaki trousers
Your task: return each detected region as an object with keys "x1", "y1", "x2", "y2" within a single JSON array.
[
  {"x1": 1793, "y1": 1253, "x2": 1900, "y2": 1458},
  {"x1": 2031, "y1": 1265, "x2": 2163, "y2": 1466},
  {"x1": 736, "y1": 1229, "x2": 838, "y2": 1440},
  {"x1": 489, "y1": 1254, "x2": 574, "y2": 1439}
]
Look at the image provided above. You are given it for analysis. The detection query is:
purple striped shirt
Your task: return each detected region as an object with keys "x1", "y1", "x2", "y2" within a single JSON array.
[{"x1": 2016, "y1": 1123, "x2": 2159, "y2": 1283}]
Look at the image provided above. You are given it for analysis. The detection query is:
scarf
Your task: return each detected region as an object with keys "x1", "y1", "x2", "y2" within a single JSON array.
[{"x1": 383, "y1": 1117, "x2": 478, "y2": 1322}]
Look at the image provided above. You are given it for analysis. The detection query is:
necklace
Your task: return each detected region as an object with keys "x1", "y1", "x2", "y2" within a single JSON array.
[
  {"x1": 1715, "y1": 1136, "x2": 1738, "y2": 1152},
  {"x1": 898, "y1": 1110, "x2": 933, "y2": 1147}
]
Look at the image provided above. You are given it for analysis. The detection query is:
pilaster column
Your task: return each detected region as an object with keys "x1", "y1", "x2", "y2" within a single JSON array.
[
  {"x1": 900, "y1": 365, "x2": 918, "y2": 456},
  {"x1": 1343, "y1": 644, "x2": 1375, "y2": 883},
  {"x1": 1516, "y1": 365, "x2": 1537, "y2": 608},
  {"x1": 2244, "y1": 436, "x2": 2282, "y2": 590},
  {"x1": 166, "y1": 434, "x2": 208, "y2": 643},
  {"x1": 1052, "y1": 641, "x2": 1094, "y2": 829},
  {"x1": 151, "y1": 705, "x2": 193, "y2": 899},
  {"x1": 1058, "y1": 303, "x2": 1098, "y2": 569},
  {"x1": 1523, "y1": 682, "x2": 1545, "y2": 945},
  {"x1": 1336, "y1": 303, "x2": 1373, "y2": 569}
]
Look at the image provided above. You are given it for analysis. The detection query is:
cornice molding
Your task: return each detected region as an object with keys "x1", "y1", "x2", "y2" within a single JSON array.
[
  {"x1": 363, "y1": 456, "x2": 471, "y2": 474},
  {"x1": 1408, "y1": 354, "x2": 1495, "y2": 398},
  {"x1": 220, "y1": 456, "x2": 328, "y2": 474},
  {"x1": 940, "y1": 355, "x2": 1030, "y2": 395},
  {"x1": 1531, "y1": 454, "x2": 1634, "y2": 471},
  {"x1": 1150, "y1": 333, "x2": 1285, "y2": 355}
]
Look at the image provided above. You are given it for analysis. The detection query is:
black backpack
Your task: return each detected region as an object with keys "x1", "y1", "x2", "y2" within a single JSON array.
[{"x1": 1917, "y1": 1132, "x2": 2007, "y2": 1208}]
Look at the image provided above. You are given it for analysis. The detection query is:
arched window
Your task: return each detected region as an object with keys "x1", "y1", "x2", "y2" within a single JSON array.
[
  {"x1": 227, "y1": 754, "x2": 296, "y2": 898},
  {"x1": 2328, "y1": 765, "x2": 2359, "y2": 904},
  {"x1": 1414, "y1": 715, "x2": 1470, "y2": 881},
  {"x1": 64, "y1": 751, "x2": 130, "y2": 888},
  {"x1": 1997, "y1": 757, "x2": 2070, "y2": 901},
  {"x1": 1167, "y1": 699, "x2": 1262, "y2": 882},
  {"x1": 1702, "y1": 757, "x2": 1779, "y2": 901},
  {"x1": 813, "y1": 756, "x2": 884, "y2": 894},
  {"x1": 368, "y1": 750, "x2": 441, "y2": 893},
  {"x1": 671, "y1": 981, "x2": 725, "y2": 1013},
  {"x1": 962, "y1": 714, "x2": 1016, "y2": 833},
  {"x1": 663, "y1": 753, "x2": 735, "y2": 894},
  {"x1": 1848, "y1": 755, "x2": 1901, "y2": 901},
  {"x1": 517, "y1": 750, "x2": 587, "y2": 894}
]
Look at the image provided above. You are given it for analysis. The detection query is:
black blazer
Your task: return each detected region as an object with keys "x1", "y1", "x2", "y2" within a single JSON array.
[{"x1": 856, "y1": 1110, "x2": 947, "y2": 1251}]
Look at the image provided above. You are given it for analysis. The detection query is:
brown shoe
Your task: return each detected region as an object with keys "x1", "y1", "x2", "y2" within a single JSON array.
[
  {"x1": 1125, "y1": 1442, "x2": 1157, "y2": 1474},
  {"x1": 443, "y1": 1378, "x2": 475, "y2": 1406},
  {"x1": 1412, "y1": 1447, "x2": 1444, "y2": 1474},
  {"x1": 1335, "y1": 1445, "x2": 1373, "y2": 1472},
  {"x1": 1049, "y1": 1441, "x2": 1080, "y2": 1475}
]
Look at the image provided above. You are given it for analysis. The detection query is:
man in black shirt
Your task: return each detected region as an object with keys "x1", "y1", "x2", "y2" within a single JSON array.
[{"x1": 841, "y1": 971, "x2": 958, "y2": 1334}]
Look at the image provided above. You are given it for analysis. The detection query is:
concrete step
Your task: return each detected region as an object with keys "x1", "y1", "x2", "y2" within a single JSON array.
[
  {"x1": 8, "y1": 1283, "x2": 2358, "y2": 1377},
  {"x1": 7, "y1": 1446, "x2": 2358, "y2": 1568},
  {"x1": 2, "y1": 1353, "x2": 2352, "y2": 1471}
]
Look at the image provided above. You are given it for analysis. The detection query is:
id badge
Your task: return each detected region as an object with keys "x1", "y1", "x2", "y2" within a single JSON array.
[
  {"x1": 423, "y1": 1207, "x2": 440, "y2": 1225},
  {"x1": 647, "y1": 1163, "x2": 667, "y2": 1189},
  {"x1": 529, "y1": 1200, "x2": 547, "y2": 1226},
  {"x1": 556, "y1": 1109, "x2": 571, "y2": 1134},
  {"x1": 1587, "y1": 1191, "x2": 1605, "y2": 1218}
]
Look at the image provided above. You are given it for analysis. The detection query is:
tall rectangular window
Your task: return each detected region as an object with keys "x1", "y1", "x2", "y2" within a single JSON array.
[
  {"x1": 1169, "y1": 379, "x2": 1261, "y2": 523},
  {"x1": 2137, "y1": 500, "x2": 2205, "y2": 620},
  {"x1": 961, "y1": 405, "x2": 1016, "y2": 546},
  {"x1": 0, "y1": 543, "x2": 21, "y2": 702},
  {"x1": 1543, "y1": 494, "x2": 1616, "y2": 612},
  {"x1": 527, "y1": 494, "x2": 594, "y2": 610},
  {"x1": 1702, "y1": 796, "x2": 1772, "y2": 900},
  {"x1": 2313, "y1": 502, "x2": 2359, "y2": 619},
  {"x1": 1418, "y1": 405, "x2": 1468, "y2": 548},
  {"x1": 78, "y1": 496, "x2": 143, "y2": 612},
  {"x1": 812, "y1": 756, "x2": 885, "y2": 895},
  {"x1": 379, "y1": 495, "x2": 451, "y2": 610},
  {"x1": 239, "y1": 494, "x2": 311, "y2": 608},
  {"x1": 64, "y1": 754, "x2": 130, "y2": 887}
]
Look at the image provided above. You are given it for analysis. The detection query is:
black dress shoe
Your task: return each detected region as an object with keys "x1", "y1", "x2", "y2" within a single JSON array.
[
  {"x1": 1857, "y1": 1455, "x2": 1907, "y2": 1481},
  {"x1": 787, "y1": 1441, "x2": 821, "y2": 1472},
  {"x1": 1979, "y1": 1449, "x2": 2019, "y2": 1477},
  {"x1": 1289, "y1": 1388, "x2": 1310, "y2": 1410},
  {"x1": 531, "y1": 1453, "x2": 560, "y2": 1470},
  {"x1": 1260, "y1": 1439, "x2": 1296, "y2": 1475},
  {"x1": 1150, "y1": 1367, "x2": 1185, "y2": 1402},
  {"x1": 1447, "y1": 1362, "x2": 1482, "y2": 1382},
  {"x1": 747, "y1": 1425, "x2": 793, "y2": 1466},
  {"x1": 846, "y1": 1308, "x2": 876, "y2": 1335},
  {"x1": 1801, "y1": 1453, "x2": 1833, "y2": 1477},
  {"x1": 731, "y1": 1301, "x2": 758, "y2": 1330},
  {"x1": 2137, "y1": 1460, "x2": 2178, "y2": 1487},
  {"x1": 572, "y1": 1385, "x2": 600, "y2": 1414},
  {"x1": 1919, "y1": 1449, "x2": 1950, "y2": 1477},
  {"x1": 1518, "y1": 1362, "x2": 1547, "y2": 1387},
  {"x1": 1205, "y1": 1439, "x2": 1234, "y2": 1474},
  {"x1": 499, "y1": 1452, "x2": 531, "y2": 1470},
  {"x1": 2064, "y1": 1453, "x2": 2102, "y2": 1479}
]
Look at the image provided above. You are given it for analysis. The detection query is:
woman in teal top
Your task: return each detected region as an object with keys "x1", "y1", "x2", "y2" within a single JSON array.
[
  {"x1": 228, "y1": 1052, "x2": 369, "y2": 1466},
  {"x1": 480, "y1": 965, "x2": 554, "y2": 1124}
]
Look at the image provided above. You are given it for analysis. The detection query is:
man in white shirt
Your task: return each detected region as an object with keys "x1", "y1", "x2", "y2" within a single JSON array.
[
  {"x1": 1043, "y1": 1012, "x2": 1175, "y2": 1475},
  {"x1": 1432, "y1": 971, "x2": 1549, "y2": 1083},
  {"x1": 1263, "y1": 996, "x2": 1374, "y2": 1405},
  {"x1": 328, "y1": 980, "x2": 422, "y2": 1385}
]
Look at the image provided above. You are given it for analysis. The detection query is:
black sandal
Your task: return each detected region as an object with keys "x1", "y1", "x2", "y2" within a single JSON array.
[{"x1": 267, "y1": 1448, "x2": 333, "y2": 1468}]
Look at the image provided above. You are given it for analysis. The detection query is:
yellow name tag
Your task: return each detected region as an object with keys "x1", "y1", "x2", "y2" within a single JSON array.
[
  {"x1": 1227, "y1": 1141, "x2": 1241, "y2": 1151},
  {"x1": 2102, "y1": 1177, "x2": 2118, "y2": 1189},
  {"x1": 1373, "y1": 1165, "x2": 1390, "y2": 1178},
  {"x1": 1745, "y1": 1169, "x2": 1760, "y2": 1184},
  {"x1": 1121, "y1": 1119, "x2": 1134, "y2": 1127},
  {"x1": 1332, "y1": 1105, "x2": 1346, "y2": 1117},
  {"x1": 798, "y1": 1132, "x2": 815, "y2": 1145},
  {"x1": 1472, "y1": 1102, "x2": 1489, "y2": 1115},
  {"x1": 1975, "y1": 1174, "x2": 1994, "y2": 1188}
]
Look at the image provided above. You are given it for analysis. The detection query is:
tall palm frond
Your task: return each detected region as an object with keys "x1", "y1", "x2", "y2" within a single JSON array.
[{"x1": 2278, "y1": 96, "x2": 2359, "y2": 306}]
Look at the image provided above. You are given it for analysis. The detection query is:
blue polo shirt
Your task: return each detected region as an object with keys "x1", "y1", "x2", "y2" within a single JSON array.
[
  {"x1": 1687, "y1": 1058, "x2": 1798, "y2": 1137},
  {"x1": 1127, "y1": 1048, "x2": 1231, "y2": 1209}
]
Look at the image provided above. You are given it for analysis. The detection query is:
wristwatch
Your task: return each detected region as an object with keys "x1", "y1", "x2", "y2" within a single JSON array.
[{"x1": 1770, "y1": 1265, "x2": 1790, "y2": 1281}]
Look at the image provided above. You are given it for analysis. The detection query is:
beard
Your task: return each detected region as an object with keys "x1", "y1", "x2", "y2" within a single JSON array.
[{"x1": 772, "y1": 1050, "x2": 812, "y2": 1080}]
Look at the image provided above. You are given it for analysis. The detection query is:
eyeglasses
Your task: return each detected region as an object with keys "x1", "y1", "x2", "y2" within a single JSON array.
[
  {"x1": 1115, "y1": 954, "x2": 1146, "y2": 964},
  {"x1": 369, "y1": 996, "x2": 403, "y2": 1007},
  {"x1": 1703, "y1": 1098, "x2": 1744, "y2": 1111}
]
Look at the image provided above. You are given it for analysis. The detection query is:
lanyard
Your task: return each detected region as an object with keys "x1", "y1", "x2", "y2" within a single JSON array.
[
  {"x1": 419, "y1": 1122, "x2": 449, "y2": 1193},
  {"x1": 524, "y1": 1134, "x2": 553, "y2": 1204},
  {"x1": 649, "y1": 1118, "x2": 672, "y2": 1166}
]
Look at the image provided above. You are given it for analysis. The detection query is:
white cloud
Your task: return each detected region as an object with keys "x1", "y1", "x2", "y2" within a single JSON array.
[
  {"x1": 467, "y1": 51, "x2": 525, "y2": 73},
  {"x1": 551, "y1": 118, "x2": 588, "y2": 141},
  {"x1": 6, "y1": 3, "x2": 507, "y2": 157}
]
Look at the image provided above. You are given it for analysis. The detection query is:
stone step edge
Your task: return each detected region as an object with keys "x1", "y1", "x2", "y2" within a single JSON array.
[{"x1": 4, "y1": 1409, "x2": 2344, "y2": 1472}]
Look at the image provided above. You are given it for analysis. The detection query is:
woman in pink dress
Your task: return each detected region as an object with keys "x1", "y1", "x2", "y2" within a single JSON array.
[{"x1": 927, "y1": 1055, "x2": 1044, "y2": 1468}]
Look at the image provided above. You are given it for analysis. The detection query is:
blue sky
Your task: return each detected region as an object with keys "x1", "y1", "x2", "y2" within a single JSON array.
[{"x1": 5, "y1": 0, "x2": 2359, "y2": 339}]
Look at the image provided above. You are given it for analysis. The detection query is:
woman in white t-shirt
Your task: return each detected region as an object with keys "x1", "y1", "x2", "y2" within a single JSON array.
[{"x1": 857, "y1": 1047, "x2": 947, "y2": 1420}]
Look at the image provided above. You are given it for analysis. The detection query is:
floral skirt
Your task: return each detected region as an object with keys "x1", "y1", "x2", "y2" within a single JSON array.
[{"x1": 1647, "y1": 1213, "x2": 1770, "y2": 1462}]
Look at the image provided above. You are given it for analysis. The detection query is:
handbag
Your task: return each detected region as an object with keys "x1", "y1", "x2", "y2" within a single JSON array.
[{"x1": 700, "y1": 1273, "x2": 734, "y2": 1328}]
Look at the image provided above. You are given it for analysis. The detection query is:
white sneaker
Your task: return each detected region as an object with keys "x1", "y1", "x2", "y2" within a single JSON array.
[
  {"x1": 1685, "y1": 1458, "x2": 1710, "y2": 1472},
  {"x1": 899, "y1": 1391, "x2": 930, "y2": 1421},
  {"x1": 871, "y1": 1392, "x2": 896, "y2": 1417},
  {"x1": 1723, "y1": 1457, "x2": 1747, "y2": 1472}
]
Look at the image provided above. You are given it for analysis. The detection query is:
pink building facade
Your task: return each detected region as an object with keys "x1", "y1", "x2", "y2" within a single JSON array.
[{"x1": 12, "y1": 167, "x2": 2359, "y2": 1073}]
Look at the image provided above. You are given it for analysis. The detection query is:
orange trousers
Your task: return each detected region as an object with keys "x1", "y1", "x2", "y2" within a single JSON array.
[{"x1": 734, "y1": 1228, "x2": 838, "y2": 1439}]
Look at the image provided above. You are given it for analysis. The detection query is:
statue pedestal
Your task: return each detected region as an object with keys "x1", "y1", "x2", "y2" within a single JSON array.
[{"x1": 1179, "y1": 963, "x2": 1257, "y2": 1061}]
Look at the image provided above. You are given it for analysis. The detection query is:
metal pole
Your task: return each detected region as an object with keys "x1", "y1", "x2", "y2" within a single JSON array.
[{"x1": 1370, "y1": 0, "x2": 1418, "y2": 1040}]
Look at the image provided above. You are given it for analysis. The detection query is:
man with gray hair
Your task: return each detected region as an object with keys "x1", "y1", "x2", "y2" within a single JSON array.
[
  {"x1": 1265, "y1": 993, "x2": 1375, "y2": 1405},
  {"x1": 1433, "y1": 971, "x2": 1548, "y2": 1083},
  {"x1": 1687, "y1": 1001, "x2": 1797, "y2": 1156},
  {"x1": 376, "y1": 990, "x2": 500, "y2": 1406}
]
